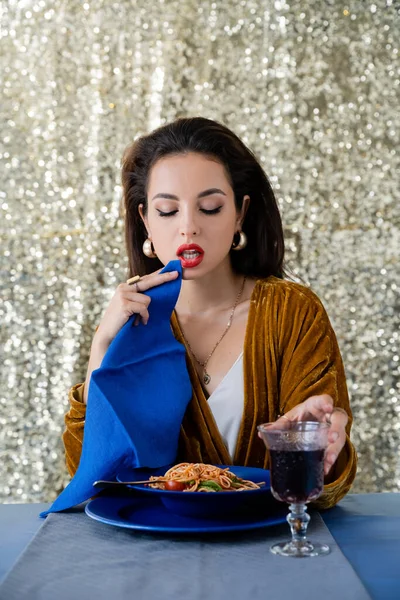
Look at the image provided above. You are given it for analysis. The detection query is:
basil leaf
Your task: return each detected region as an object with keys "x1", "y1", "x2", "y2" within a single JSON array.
[{"x1": 198, "y1": 480, "x2": 223, "y2": 492}]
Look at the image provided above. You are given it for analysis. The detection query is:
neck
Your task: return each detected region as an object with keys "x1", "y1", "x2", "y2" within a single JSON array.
[{"x1": 176, "y1": 261, "x2": 244, "y2": 317}]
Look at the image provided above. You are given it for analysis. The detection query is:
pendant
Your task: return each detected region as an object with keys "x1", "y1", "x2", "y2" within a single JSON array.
[{"x1": 203, "y1": 372, "x2": 211, "y2": 385}]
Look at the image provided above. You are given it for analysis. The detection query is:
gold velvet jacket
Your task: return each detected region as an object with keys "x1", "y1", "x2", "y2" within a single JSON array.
[{"x1": 63, "y1": 277, "x2": 357, "y2": 509}]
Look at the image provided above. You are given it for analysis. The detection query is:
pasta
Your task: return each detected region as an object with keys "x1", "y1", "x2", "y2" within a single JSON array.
[{"x1": 148, "y1": 462, "x2": 265, "y2": 492}]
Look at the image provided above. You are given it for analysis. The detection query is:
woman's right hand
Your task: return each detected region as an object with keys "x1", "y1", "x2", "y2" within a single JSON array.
[
  {"x1": 83, "y1": 268, "x2": 179, "y2": 404},
  {"x1": 94, "y1": 269, "x2": 179, "y2": 349}
]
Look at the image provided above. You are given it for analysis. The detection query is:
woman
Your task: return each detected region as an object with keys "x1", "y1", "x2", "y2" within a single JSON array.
[{"x1": 64, "y1": 117, "x2": 357, "y2": 509}]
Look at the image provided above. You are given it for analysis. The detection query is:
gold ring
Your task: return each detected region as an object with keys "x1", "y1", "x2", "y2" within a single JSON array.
[{"x1": 126, "y1": 275, "x2": 141, "y2": 285}]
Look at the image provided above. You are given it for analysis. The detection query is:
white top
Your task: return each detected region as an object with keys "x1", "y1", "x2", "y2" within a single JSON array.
[{"x1": 207, "y1": 352, "x2": 245, "y2": 461}]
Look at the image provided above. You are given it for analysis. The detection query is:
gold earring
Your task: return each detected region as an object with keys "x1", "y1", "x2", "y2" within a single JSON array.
[
  {"x1": 143, "y1": 238, "x2": 157, "y2": 258},
  {"x1": 231, "y1": 231, "x2": 247, "y2": 251}
]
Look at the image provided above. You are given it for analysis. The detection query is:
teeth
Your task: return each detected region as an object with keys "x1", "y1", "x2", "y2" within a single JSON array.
[{"x1": 182, "y1": 251, "x2": 200, "y2": 259}]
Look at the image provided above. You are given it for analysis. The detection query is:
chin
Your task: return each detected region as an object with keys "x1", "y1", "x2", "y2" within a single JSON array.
[{"x1": 181, "y1": 269, "x2": 201, "y2": 281}]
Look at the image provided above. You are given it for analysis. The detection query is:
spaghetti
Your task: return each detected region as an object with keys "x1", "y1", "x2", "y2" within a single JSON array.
[{"x1": 148, "y1": 462, "x2": 265, "y2": 492}]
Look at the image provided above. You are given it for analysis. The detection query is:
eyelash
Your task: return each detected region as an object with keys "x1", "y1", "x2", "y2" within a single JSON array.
[{"x1": 157, "y1": 207, "x2": 222, "y2": 217}]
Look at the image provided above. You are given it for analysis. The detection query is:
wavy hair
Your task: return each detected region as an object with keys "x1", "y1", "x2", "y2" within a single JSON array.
[{"x1": 121, "y1": 117, "x2": 285, "y2": 279}]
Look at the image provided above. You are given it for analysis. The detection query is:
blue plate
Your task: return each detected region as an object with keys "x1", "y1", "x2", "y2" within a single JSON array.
[
  {"x1": 116, "y1": 465, "x2": 275, "y2": 519},
  {"x1": 85, "y1": 492, "x2": 287, "y2": 534}
]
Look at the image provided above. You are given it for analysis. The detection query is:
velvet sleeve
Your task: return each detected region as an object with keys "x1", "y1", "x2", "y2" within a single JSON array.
[
  {"x1": 62, "y1": 383, "x2": 86, "y2": 477},
  {"x1": 278, "y1": 287, "x2": 358, "y2": 509}
]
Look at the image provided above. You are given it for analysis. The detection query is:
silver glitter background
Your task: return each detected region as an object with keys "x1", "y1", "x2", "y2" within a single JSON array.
[{"x1": 0, "y1": 0, "x2": 399, "y2": 503}]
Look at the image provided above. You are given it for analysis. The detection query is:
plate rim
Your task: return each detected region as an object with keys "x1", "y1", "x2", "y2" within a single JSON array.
[{"x1": 85, "y1": 492, "x2": 287, "y2": 534}]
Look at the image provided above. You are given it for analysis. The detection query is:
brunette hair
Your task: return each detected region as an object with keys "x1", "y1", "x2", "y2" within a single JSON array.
[{"x1": 121, "y1": 117, "x2": 285, "y2": 279}]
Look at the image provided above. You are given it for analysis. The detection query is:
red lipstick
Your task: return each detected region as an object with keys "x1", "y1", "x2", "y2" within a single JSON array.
[{"x1": 176, "y1": 244, "x2": 205, "y2": 269}]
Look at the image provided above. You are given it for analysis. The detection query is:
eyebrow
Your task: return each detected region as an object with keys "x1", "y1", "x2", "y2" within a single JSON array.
[{"x1": 151, "y1": 188, "x2": 227, "y2": 201}]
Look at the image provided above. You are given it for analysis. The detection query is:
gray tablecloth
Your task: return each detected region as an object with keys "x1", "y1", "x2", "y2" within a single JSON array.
[{"x1": 0, "y1": 505, "x2": 371, "y2": 600}]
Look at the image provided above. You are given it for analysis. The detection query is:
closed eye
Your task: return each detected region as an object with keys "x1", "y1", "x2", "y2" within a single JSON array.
[
  {"x1": 157, "y1": 209, "x2": 178, "y2": 217},
  {"x1": 156, "y1": 206, "x2": 223, "y2": 217},
  {"x1": 201, "y1": 206, "x2": 222, "y2": 215}
]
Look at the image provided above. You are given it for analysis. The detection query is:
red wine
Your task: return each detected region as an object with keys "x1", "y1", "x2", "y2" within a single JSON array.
[{"x1": 269, "y1": 449, "x2": 325, "y2": 503}]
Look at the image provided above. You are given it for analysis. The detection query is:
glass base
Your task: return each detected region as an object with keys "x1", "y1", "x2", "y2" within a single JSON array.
[{"x1": 271, "y1": 540, "x2": 330, "y2": 557}]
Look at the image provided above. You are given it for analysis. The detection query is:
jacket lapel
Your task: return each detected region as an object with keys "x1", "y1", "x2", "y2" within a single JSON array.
[{"x1": 233, "y1": 282, "x2": 271, "y2": 468}]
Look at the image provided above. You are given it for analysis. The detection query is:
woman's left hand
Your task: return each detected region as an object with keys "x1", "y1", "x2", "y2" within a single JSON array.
[{"x1": 260, "y1": 395, "x2": 348, "y2": 476}]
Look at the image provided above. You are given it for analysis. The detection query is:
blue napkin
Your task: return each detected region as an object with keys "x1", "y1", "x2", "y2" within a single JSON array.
[{"x1": 41, "y1": 260, "x2": 192, "y2": 517}]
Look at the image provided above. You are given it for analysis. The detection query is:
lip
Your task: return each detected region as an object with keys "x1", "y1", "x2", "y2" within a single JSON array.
[
  {"x1": 176, "y1": 244, "x2": 205, "y2": 269},
  {"x1": 176, "y1": 244, "x2": 204, "y2": 256}
]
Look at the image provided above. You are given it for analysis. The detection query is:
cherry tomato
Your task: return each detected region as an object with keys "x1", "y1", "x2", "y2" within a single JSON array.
[{"x1": 164, "y1": 480, "x2": 186, "y2": 491}]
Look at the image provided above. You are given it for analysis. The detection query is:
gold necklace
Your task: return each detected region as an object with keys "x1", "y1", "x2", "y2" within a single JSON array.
[{"x1": 178, "y1": 276, "x2": 246, "y2": 385}]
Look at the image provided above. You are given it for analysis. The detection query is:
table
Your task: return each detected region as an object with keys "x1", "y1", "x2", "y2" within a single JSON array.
[
  {"x1": 322, "y1": 493, "x2": 399, "y2": 600},
  {"x1": 0, "y1": 493, "x2": 398, "y2": 600}
]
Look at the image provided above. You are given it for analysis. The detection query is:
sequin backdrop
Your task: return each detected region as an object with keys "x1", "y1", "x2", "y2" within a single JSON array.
[{"x1": 0, "y1": 0, "x2": 399, "y2": 502}]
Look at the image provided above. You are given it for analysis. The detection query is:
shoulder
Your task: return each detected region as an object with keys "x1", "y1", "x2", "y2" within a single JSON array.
[{"x1": 253, "y1": 276, "x2": 327, "y2": 316}]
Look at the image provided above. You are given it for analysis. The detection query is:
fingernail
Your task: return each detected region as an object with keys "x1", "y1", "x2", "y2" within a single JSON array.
[
  {"x1": 328, "y1": 453, "x2": 337, "y2": 464},
  {"x1": 330, "y1": 432, "x2": 339, "y2": 442}
]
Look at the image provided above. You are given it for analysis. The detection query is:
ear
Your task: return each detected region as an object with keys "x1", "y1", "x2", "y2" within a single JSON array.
[
  {"x1": 138, "y1": 204, "x2": 151, "y2": 237},
  {"x1": 236, "y1": 195, "x2": 250, "y2": 229}
]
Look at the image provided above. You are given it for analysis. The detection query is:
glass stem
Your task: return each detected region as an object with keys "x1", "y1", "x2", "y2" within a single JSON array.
[{"x1": 287, "y1": 503, "x2": 310, "y2": 544}]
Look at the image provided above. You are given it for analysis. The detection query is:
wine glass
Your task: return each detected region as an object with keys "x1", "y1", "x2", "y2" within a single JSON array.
[{"x1": 258, "y1": 420, "x2": 330, "y2": 557}]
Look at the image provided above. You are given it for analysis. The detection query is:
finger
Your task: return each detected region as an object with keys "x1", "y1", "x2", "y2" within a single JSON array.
[
  {"x1": 302, "y1": 394, "x2": 334, "y2": 421},
  {"x1": 276, "y1": 395, "x2": 335, "y2": 425},
  {"x1": 126, "y1": 268, "x2": 165, "y2": 284},
  {"x1": 305, "y1": 394, "x2": 334, "y2": 414},
  {"x1": 324, "y1": 433, "x2": 346, "y2": 475},
  {"x1": 272, "y1": 402, "x2": 321, "y2": 424},
  {"x1": 271, "y1": 415, "x2": 293, "y2": 429},
  {"x1": 327, "y1": 406, "x2": 349, "y2": 425},
  {"x1": 132, "y1": 270, "x2": 179, "y2": 293},
  {"x1": 121, "y1": 302, "x2": 149, "y2": 324},
  {"x1": 134, "y1": 304, "x2": 149, "y2": 324},
  {"x1": 126, "y1": 275, "x2": 141, "y2": 285},
  {"x1": 327, "y1": 408, "x2": 348, "y2": 444},
  {"x1": 120, "y1": 289, "x2": 152, "y2": 307},
  {"x1": 257, "y1": 416, "x2": 292, "y2": 436}
]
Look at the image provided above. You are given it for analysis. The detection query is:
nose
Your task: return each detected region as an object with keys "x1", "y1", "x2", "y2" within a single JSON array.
[{"x1": 179, "y1": 208, "x2": 200, "y2": 237}]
